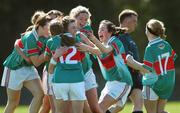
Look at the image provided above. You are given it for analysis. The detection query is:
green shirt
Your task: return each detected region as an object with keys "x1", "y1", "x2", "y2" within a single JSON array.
[
  {"x1": 48, "y1": 35, "x2": 85, "y2": 83},
  {"x1": 3, "y1": 29, "x2": 48, "y2": 69},
  {"x1": 76, "y1": 32, "x2": 92, "y2": 73},
  {"x1": 98, "y1": 36, "x2": 133, "y2": 85},
  {"x1": 143, "y1": 37, "x2": 177, "y2": 99}
]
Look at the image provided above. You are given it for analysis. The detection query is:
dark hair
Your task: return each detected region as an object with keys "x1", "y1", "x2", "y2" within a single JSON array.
[
  {"x1": 49, "y1": 20, "x2": 64, "y2": 36},
  {"x1": 31, "y1": 11, "x2": 46, "y2": 25},
  {"x1": 60, "y1": 34, "x2": 76, "y2": 47},
  {"x1": 47, "y1": 10, "x2": 64, "y2": 19},
  {"x1": 62, "y1": 16, "x2": 75, "y2": 33},
  {"x1": 100, "y1": 20, "x2": 127, "y2": 36},
  {"x1": 34, "y1": 14, "x2": 51, "y2": 30},
  {"x1": 118, "y1": 9, "x2": 138, "y2": 23}
]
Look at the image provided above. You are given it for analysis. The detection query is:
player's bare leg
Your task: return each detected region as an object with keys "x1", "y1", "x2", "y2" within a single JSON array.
[
  {"x1": 144, "y1": 99, "x2": 157, "y2": 113},
  {"x1": 54, "y1": 99, "x2": 63, "y2": 113},
  {"x1": 72, "y1": 100, "x2": 84, "y2": 113},
  {"x1": 40, "y1": 95, "x2": 51, "y2": 113},
  {"x1": 49, "y1": 95, "x2": 56, "y2": 113},
  {"x1": 129, "y1": 89, "x2": 143, "y2": 112},
  {"x1": 24, "y1": 79, "x2": 44, "y2": 113},
  {"x1": 99, "y1": 95, "x2": 116, "y2": 113},
  {"x1": 84, "y1": 100, "x2": 92, "y2": 113},
  {"x1": 85, "y1": 88, "x2": 103, "y2": 113},
  {"x1": 63, "y1": 101, "x2": 72, "y2": 113},
  {"x1": 157, "y1": 99, "x2": 168, "y2": 113},
  {"x1": 3, "y1": 89, "x2": 20, "y2": 113}
]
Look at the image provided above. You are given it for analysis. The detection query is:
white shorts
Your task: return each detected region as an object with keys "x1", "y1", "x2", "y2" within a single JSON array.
[
  {"x1": 42, "y1": 67, "x2": 53, "y2": 95},
  {"x1": 52, "y1": 82, "x2": 86, "y2": 101},
  {"x1": 1, "y1": 66, "x2": 40, "y2": 90},
  {"x1": 142, "y1": 86, "x2": 158, "y2": 100},
  {"x1": 84, "y1": 68, "x2": 98, "y2": 91},
  {"x1": 99, "y1": 81, "x2": 131, "y2": 107}
]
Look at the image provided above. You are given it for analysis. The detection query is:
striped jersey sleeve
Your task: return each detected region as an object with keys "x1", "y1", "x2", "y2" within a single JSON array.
[
  {"x1": 45, "y1": 38, "x2": 53, "y2": 57},
  {"x1": 110, "y1": 38, "x2": 126, "y2": 63},
  {"x1": 143, "y1": 46, "x2": 154, "y2": 71},
  {"x1": 25, "y1": 35, "x2": 39, "y2": 57}
]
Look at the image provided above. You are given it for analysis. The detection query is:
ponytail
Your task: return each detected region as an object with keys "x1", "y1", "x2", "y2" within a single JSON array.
[{"x1": 60, "y1": 33, "x2": 76, "y2": 47}]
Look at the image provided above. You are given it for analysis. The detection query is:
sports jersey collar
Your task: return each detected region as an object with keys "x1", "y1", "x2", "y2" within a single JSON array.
[
  {"x1": 148, "y1": 37, "x2": 162, "y2": 45},
  {"x1": 32, "y1": 28, "x2": 38, "y2": 41},
  {"x1": 107, "y1": 36, "x2": 116, "y2": 45}
]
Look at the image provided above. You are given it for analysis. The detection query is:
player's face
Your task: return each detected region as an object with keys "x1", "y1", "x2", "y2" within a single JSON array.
[
  {"x1": 42, "y1": 22, "x2": 50, "y2": 38},
  {"x1": 126, "y1": 15, "x2": 137, "y2": 33},
  {"x1": 76, "y1": 13, "x2": 89, "y2": 28},
  {"x1": 98, "y1": 24, "x2": 111, "y2": 42},
  {"x1": 68, "y1": 22, "x2": 77, "y2": 36}
]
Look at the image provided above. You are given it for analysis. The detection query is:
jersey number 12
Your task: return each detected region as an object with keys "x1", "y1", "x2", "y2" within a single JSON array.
[{"x1": 60, "y1": 46, "x2": 78, "y2": 64}]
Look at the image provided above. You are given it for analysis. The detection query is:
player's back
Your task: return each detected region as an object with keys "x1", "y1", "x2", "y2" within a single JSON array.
[
  {"x1": 148, "y1": 38, "x2": 175, "y2": 76},
  {"x1": 53, "y1": 45, "x2": 85, "y2": 83}
]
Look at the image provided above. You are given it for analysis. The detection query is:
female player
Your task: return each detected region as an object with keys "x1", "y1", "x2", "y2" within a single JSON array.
[
  {"x1": 126, "y1": 19, "x2": 177, "y2": 113},
  {"x1": 1, "y1": 14, "x2": 51, "y2": 113},
  {"x1": 40, "y1": 10, "x2": 64, "y2": 113},
  {"x1": 77, "y1": 20, "x2": 133, "y2": 112},
  {"x1": 70, "y1": 5, "x2": 102, "y2": 113},
  {"x1": 48, "y1": 16, "x2": 86, "y2": 113}
]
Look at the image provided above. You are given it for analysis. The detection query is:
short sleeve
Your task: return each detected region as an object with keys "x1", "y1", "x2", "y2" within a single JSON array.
[
  {"x1": 111, "y1": 38, "x2": 126, "y2": 55},
  {"x1": 45, "y1": 39, "x2": 53, "y2": 57},
  {"x1": 143, "y1": 46, "x2": 154, "y2": 71},
  {"x1": 25, "y1": 36, "x2": 39, "y2": 57}
]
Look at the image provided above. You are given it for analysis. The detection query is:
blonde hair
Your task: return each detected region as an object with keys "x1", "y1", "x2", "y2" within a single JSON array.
[
  {"x1": 31, "y1": 11, "x2": 46, "y2": 25},
  {"x1": 146, "y1": 19, "x2": 166, "y2": 39},
  {"x1": 69, "y1": 5, "x2": 91, "y2": 23}
]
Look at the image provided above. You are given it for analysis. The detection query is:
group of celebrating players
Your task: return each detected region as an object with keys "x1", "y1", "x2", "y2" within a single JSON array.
[{"x1": 1, "y1": 5, "x2": 177, "y2": 113}]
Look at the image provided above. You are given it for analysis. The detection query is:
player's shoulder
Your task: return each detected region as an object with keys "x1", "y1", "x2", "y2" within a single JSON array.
[
  {"x1": 22, "y1": 31, "x2": 37, "y2": 43},
  {"x1": 111, "y1": 36, "x2": 123, "y2": 44}
]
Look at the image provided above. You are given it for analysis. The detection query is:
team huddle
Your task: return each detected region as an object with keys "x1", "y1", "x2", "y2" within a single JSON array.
[{"x1": 1, "y1": 5, "x2": 177, "y2": 113}]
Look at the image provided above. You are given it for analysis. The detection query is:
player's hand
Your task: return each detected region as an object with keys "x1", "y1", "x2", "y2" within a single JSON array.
[
  {"x1": 126, "y1": 54, "x2": 134, "y2": 62},
  {"x1": 86, "y1": 30, "x2": 94, "y2": 39},
  {"x1": 76, "y1": 42, "x2": 89, "y2": 52},
  {"x1": 53, "y1": 46, "x2": 68, "y2": 58}
]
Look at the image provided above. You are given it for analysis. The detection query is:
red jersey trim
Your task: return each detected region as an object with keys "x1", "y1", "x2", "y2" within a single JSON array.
[
  {"x1": 37, "y1": 41, "x2": 43, "y2": 49},
  {"x1": 112, "y1": 42, "x2": 120, "y2": 54},
  {"x1": 99, "y1": 53, "x2": 116, "y2": 70},
  {"x1": 45, "y1": 46, "x2": 51, "y2": 55},
  {"x1": 143, "y1": 60, "x2": 153, "y2": 68},
  {"x1": 153, "y1": 55, "x2": 175, "y2": 75},
  {"x1": 27, "y1": 48, "x2": 39, "y2": 54}
]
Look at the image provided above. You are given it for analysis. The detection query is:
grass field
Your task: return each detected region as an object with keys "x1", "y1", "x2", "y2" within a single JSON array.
[{"x1": 0, "y1": 102, "x2": 180, "y2": 113}]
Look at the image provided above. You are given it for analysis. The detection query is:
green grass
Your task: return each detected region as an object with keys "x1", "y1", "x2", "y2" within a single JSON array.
[{"x1": 0, "y1": 102, "x2": 180, "y2": 113}]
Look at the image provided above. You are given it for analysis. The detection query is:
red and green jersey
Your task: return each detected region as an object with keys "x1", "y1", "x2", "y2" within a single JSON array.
[
  {"x1": 48, "y1": 35, "x2": 85, "y2": 83},
  {"x1": 98, "y1": 36, "x2": 133, "y2": 85},
  {"x1": 76, "y1": 32, "x2": 92, "y2": 73},
  {"x1": 3, "y1": 29, "x2": 48, "y2": 69},
  {"x1": 44, "y1": 35, "x2": 61, "y2": 71},
  {"x1": 45, "y1": 35, "x2": 61, "y2": 58},
  {"x1": 80, "y1": 23, "x2": 92, "y2": 36},
  {"x1": 143, "y1": 37, "x2": 177, "y2": 99}
]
